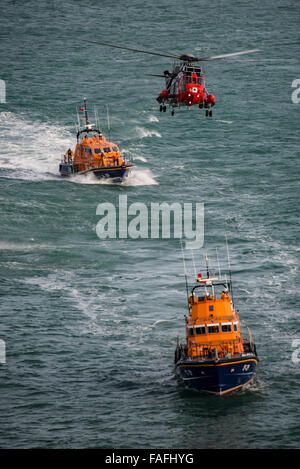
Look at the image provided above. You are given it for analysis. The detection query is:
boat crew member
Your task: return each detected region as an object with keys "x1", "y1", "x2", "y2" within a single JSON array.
[
  {"x1": 189, "y1": 292, "x2": 196, "y2": 304},
  {"x1": 67, "y1": 149, "x2": 73, "y2": 163},
  {"x1": 221, "y1": 290, "x2": 229, "y2": 299}
]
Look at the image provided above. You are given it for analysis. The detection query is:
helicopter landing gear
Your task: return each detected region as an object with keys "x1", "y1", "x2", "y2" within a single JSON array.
[
  {"x1": 205, "y1": 108, "x2": 213, "y2": 117},
  {"x1": 160, "y1": 105, "x2": 167, "y2": 112},
  {"x1": 171, "y1": 109, "x2": 175, "y2": 116},
  {"x1": 199, "y1": 103, "x2": 203, "y2": 109}
]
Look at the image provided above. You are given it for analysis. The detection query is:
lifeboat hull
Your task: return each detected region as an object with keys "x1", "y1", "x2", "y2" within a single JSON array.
[
  {"x1": 175, "y1": 355, "x2": 258, "y2": 395},
  {"x1": 59, "y1": 163, "x2": 133, "y2": 181}
]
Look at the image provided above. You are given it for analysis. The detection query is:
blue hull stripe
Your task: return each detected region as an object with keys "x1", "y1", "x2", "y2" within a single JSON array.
[
  {"x1": 59, "y1": 164, "x2": 133, "y2": 179},
  {"x1": 176, "y1": 357, "x2": 258, "y2": 394}
]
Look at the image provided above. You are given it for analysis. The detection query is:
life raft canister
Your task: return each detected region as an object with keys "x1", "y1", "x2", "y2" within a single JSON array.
[{"x1": 205, "y1": 94, "x2": 215, "y2": 105}]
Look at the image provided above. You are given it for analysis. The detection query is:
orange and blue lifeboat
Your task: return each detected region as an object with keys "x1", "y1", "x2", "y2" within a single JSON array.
[
  {"x1": 59, "y1": 99, "x2": 134, "y2": 182},
  {"x1": 175, "y1": 257, "x2": 258, "y2": 395}
]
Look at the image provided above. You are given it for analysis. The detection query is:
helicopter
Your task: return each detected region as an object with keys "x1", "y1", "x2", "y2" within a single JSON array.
[{"x1": 84, "y1": 40, "x2": 259, "y2": 116}]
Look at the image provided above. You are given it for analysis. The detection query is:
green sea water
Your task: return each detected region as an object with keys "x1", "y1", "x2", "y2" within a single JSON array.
[{"x1": 0, "y1": 0, "x2": 299, "y2": 449}]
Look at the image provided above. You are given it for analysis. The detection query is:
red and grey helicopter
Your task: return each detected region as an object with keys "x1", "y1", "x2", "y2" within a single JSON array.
[{"x1": 85, "y1": 40, "x2": 259, "y2": 116}]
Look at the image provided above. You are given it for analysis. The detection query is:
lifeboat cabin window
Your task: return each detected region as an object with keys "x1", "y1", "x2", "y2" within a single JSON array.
[
  {"x1": 188, "y1": 327, "x2": 194, "y2": 336},
  {"x1": 195, "y1": 326, "x2": 206, "y2": 335},
  {"x1": 207, "y1": 324, "x2": 219, "y2": 334},
  {"x1": 221, "y1": 323, "x2": 232, "y2": 333},
  {"x1": 209, "y1": 305, "x2": 214, "y2": 312},
  {"x1": 233, "y1": 322, "x2": 238, "y2": 332},
  {"x1": 103, "y1": 147, "x2": 111, "y2": 153},
  {"x1": 112, "y1": 146, "x2": 118, "y2": 152},
  {"x1": 94, "y1": 148, "x2": 103, "y2": 154}
]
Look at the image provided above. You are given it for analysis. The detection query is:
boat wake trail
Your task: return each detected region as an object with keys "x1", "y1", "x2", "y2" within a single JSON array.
[
  {"x1": 68, "y1": 168, "x2": 158, "y2": 186},
  {"x1": 135, "y1": 126, "x2": 162, "y2": 139},
  {"x1": 0, "y1": 111, "x2": 73, "y2": 181},
  {"x1": 0, "y1": 112, "x2": 158, "y2": 186},
  {"x1": 124, "y1": 168, "x2": 158, "y2": 186}
]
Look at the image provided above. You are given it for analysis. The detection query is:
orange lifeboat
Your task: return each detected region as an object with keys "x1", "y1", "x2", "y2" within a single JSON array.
[
  {"x1": 175, "y1": 252, "x2": 258, "y2": 395},
  {"x1": 59, "y1": 98, "x2": 134, "y2": 181}
]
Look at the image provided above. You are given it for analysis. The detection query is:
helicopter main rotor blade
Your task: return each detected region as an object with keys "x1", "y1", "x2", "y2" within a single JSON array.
[
  {"x1": 146, "y1": 73, "x2": 167, "y2": 77},
  {"x1": 195, "y1": 49, "x2": 260, "y2": 61},
  {"x1": 84, "y1": 40, "x2": 181, "y2": 60}
]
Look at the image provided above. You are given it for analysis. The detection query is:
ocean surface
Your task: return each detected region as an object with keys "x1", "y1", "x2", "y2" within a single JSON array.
[{"x1": 0, "y1": 0, "x2": 299, "y2": 449}]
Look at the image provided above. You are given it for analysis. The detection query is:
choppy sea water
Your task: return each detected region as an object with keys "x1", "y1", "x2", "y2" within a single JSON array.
[{"x1": 0, "y1": 0, "x2": 299, "y2": 449}]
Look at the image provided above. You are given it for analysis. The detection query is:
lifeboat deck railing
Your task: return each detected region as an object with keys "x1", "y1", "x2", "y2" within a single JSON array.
[
  {"x1": 61, "y1": 155, "x2": 132, "y2": 167},
  {"x1": 175, "y1": 339, "x2": 256, "y2": 363}
]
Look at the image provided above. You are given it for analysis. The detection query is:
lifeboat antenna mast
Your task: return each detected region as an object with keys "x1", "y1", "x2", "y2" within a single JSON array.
[
  {"x1": 180, "y1": 240, "x2": 190, "y2": 312},
  {"x1": 94, "y1": 105, "x2": 100, "y2": 130},
  {"x1": 83, "y1": 97, "x2": 89, "y2": 126},
  {"x1": 225, "y1": 233, "x2": 235, "y2": 308},
  {"x1": 76, "y1": 107, "x2": 80, "y2": 134},
  {"x1": 204, "y1": 253, "x2": 210, "y2": 297},
  {"x1": 205, "y1": 253, "x2": 210, "y2": 278},
  {"x1": 191, "y1": 249, "x2": 197, "y2": 279},
  {"x1": 216, "y1": 247, "x2": 221, "y2": 279},
  {"x1": 106, "y1": 104, "x2": 111, "y2": 141}
]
